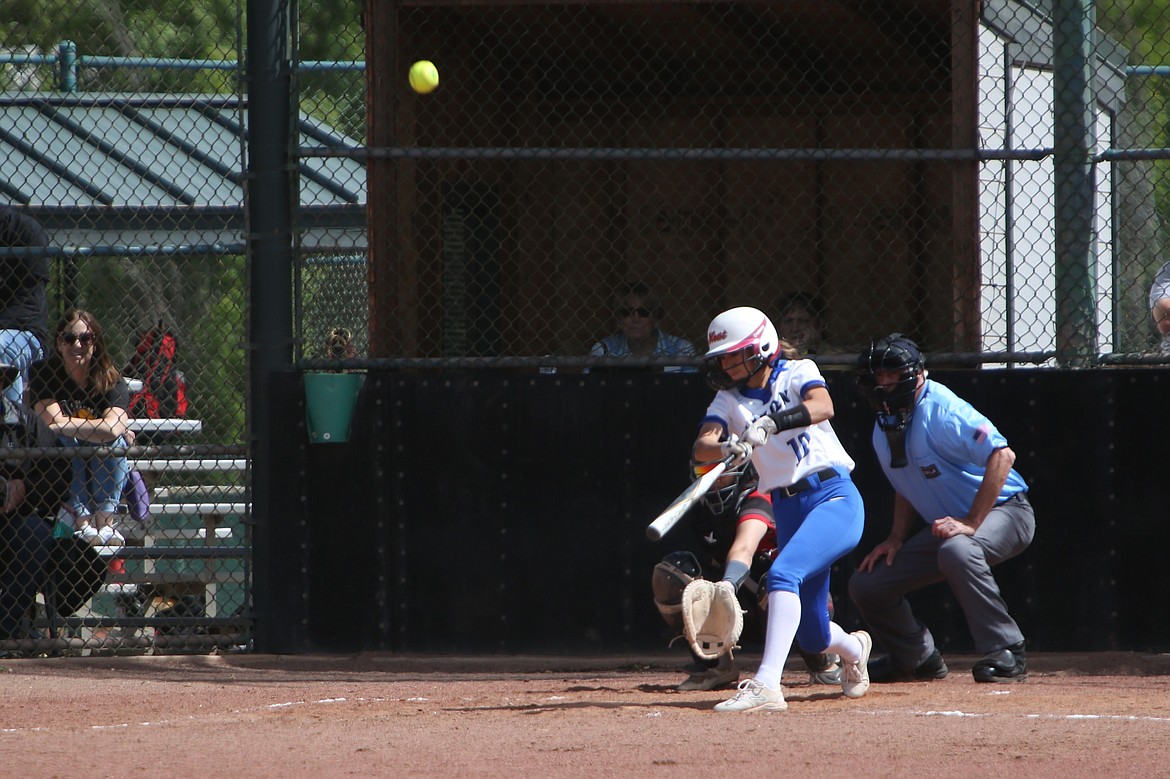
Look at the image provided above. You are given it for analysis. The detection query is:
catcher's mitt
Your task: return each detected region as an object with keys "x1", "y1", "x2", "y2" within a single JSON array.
[{"x1": 681, "y1": 579, "x2": 744, "y2": 660}]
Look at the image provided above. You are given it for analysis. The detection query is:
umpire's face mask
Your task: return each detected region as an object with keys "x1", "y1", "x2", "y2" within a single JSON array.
[{"x1": 872, "y1": 368, "x2": 922, "y2": 468}]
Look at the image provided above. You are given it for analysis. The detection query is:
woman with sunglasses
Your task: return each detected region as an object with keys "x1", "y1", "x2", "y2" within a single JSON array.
[
  {"x1": 29, "y1": 310, "x2": 131, "y2": 546},
  {"x1": 589, "y1": 281, "x2": 696, "y2": 371}
]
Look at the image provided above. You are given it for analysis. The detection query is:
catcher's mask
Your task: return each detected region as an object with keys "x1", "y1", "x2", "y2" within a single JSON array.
[
  {"x1": 690, "y1": 458, "x2": 758, "y2": 516},
  {"x1": 856, "y1": 333, "x2": 924, "y2": 433}
]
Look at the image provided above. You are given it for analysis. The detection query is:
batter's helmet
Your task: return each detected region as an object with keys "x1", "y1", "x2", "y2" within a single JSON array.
[
  {"x1": 856, "y1": 333, "x2": 924, "y2": 431},
  {"x1": 699, "y1": 307, "x2": 780, "y2": 391}
]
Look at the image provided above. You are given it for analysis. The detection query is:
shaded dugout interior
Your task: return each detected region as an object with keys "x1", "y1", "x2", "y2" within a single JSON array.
[{"x1": 259, "y1": 368, "x2": 1168, "y2": 655}]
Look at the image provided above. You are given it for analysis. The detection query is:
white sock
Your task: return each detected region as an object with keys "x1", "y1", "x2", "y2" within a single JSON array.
[
  {"x1": 826, "y1": 621, "x2": 863, "y2": 664},
  {"x1": 752, "y1": 590, "x2": 801, "y2": 689}
]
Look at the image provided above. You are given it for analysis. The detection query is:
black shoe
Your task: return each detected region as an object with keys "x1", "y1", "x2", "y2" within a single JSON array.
[
  {"x1": 868, "y1": 649, "x2": 949, "y2": 683},
  {"x1": 972, "y1": 641, "x2": 1027, "y2": 682}
]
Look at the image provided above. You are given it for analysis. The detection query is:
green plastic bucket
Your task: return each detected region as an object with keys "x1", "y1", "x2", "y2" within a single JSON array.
[{"x1": 304, "y1": 372, "x2": 365, "y2": 443}]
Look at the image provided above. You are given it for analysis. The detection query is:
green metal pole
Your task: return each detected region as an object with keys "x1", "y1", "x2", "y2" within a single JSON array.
[
  {"x1": 246, "y1": 0, "x2": 295, "y2": 651},
  {"x1": 1052, "y1": 0, "x2": 1098, "y2": 366},
  {"x1": 56, "y1": 40, "x2": 77, "y2": 92}
]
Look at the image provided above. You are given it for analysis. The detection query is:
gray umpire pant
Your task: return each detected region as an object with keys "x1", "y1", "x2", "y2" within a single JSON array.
[{"x1": 848, "y1": 492, "x2": 1036, "y2": 667}]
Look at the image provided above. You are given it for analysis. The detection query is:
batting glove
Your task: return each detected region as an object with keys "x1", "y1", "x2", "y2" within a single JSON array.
[
  {"x1": 720, "y1": 438, "x2": 752, "y2": 466},
  {"x1": 742, "y1": 415, "x2": 779, "y2": 447}
]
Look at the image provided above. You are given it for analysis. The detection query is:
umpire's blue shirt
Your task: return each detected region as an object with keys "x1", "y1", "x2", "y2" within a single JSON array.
[{"x1": 871, "y1": 379, "x2": 1029, "y2": 523}]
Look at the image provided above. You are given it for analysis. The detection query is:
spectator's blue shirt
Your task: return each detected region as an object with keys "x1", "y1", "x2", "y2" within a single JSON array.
[
  {"x1": 871, "y1": 379, "x2": 1028, "y2": 523},
  {"x1": 590, "y1": 331, "x2": 697, "y2": 372}
]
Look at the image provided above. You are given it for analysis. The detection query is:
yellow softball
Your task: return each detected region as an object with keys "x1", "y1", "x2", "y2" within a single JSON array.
[{"x1": 408, "y1": 60, "x2": 439, "y2": 94}]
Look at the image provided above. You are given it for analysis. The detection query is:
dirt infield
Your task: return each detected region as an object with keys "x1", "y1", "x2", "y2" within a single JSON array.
[{"x1": 2, "y1": 651, "x2": 1169, "y2": 777}]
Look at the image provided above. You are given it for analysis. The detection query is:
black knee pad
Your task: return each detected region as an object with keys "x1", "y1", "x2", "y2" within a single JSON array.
[{"x1": 652, "y1": 551, "x2": 703, "y2": 632}]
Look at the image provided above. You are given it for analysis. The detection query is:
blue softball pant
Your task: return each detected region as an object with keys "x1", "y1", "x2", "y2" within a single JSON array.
[{"x1": 765, "y1": 469, "x2": 865, "y2": 654}]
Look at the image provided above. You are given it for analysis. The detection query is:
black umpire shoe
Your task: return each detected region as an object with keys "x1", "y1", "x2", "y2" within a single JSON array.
[
  {"x1": 867, "y1": 649, "x2": 949, "y2": 683},
  {"x1": 972, "y1": 641, "x2": 1027, "y2": 682}
]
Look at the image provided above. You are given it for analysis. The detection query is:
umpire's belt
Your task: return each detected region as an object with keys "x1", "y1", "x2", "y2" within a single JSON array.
[{"x1": 775, "y1": 467, "x2": 841, "y2": 499}]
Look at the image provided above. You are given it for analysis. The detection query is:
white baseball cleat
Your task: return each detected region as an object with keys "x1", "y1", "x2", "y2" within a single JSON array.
[
  {"x1": 713, "y1": 678, "x2": 787, "y2": 712},
  {"x1": 842, "y1": 630, "x2": 872, "y2": 699}
]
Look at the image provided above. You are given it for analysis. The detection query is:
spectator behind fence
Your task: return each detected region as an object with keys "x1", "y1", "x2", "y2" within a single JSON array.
[
  {"x1": 590, "y1": 282, "x2": 696, "y2": 372},
  {"x1": 30, "y1": 310, "x2": 132, "y2": 548},
  {"x1": 0, "y1": 205, "x2": 51, "y2": 410},
  {"x1": 0, "y1": 363, "x2": 70, "y2": 653},
  {"x1": 1151, "y1": 261, "x2": 1170, "y2": 355},
  {"x1": 776, "y1": 291, "x2": 847, "y2": 360}
]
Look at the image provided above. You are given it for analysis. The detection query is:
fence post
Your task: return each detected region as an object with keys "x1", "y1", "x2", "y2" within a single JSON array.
[
  {"x1": 1052, "y1": 0, "x2": 1099, "y2": 366},
  {"x1": 246, "y1": 0, "x2": 296, "y2": 651},
  {"x1": 55, "y1": 40, "x2": 77, "y2": 92}
]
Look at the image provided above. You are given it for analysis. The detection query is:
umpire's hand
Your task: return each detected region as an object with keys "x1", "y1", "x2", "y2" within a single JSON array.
[{"x1": 857, "y1": 538, "x2": 902, "y2": 573}]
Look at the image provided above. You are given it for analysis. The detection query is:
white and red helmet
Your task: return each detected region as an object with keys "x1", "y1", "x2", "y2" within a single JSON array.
[{"x1": 700, "y1": 307, "x2": 780, "y2": 390}]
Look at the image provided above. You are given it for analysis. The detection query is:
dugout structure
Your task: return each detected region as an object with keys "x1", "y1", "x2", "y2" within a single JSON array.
[{"x1": 356, "y1": 0, "x2": 1140, "y2": 366}]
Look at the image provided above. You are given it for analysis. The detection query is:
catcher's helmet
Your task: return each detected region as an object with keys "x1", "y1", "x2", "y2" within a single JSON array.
[
  {"x1": 699, "y1": 307, "x2": 780, "y2": 391},
  {"x1": 856, "y1": 333, "x2": 924, "y2": 431},
  {"x1": 690, "y1": 458, "x2": 758, "y2": 516}
]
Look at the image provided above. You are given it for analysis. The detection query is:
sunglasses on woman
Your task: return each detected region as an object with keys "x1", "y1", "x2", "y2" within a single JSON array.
[{"x1": 59, "y1": 332, "x2": 95, "y2": 346}]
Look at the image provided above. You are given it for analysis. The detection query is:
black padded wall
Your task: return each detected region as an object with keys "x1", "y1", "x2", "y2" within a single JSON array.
[{"x1": 263, "y1": 368, "x2": 1169, "y2": 654}]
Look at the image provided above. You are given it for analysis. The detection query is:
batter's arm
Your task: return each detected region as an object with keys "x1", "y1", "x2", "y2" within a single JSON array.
[
  {"x1": 747, "y1": 385, "x2": 836, "y2": 444},
  {"x1": 800, "y1": 385, "x2": 835, "y2": 423},
  {"x1": 693, "y1": 420, "x2": 727, "y2": 463}
]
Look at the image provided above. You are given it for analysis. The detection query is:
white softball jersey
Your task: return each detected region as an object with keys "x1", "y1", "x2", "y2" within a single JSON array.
[{"x1": 702, "y1": 358, "x2": 855, "y2": 493}]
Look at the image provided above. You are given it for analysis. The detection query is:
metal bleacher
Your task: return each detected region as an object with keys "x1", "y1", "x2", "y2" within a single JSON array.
[{"x1": 44, "y1": 416, "x2": 251, "y2": 654}]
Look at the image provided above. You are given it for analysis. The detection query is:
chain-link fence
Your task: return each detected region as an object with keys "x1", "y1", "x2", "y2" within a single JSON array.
[
  {"x1": 5, "y1": 0, "x2": 1170, "y2": 656},
  {"x1": 329, "y1": 0, "x2": 1170, "y2": 368},
  {"x1": 2, "y1": 3, "x2": 252, "y2": 655}
]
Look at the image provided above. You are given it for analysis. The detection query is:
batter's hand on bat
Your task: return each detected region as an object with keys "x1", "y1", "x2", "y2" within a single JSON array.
[
  {"x1": 742, "y1": 416, "x2": 778, "y2": 447},
  {"x1": 719, "y1": 438, "x2": 752, "y2": 466},
  {"x1": 857, "y1": 539, "x2": 902, "y2": 573}
]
